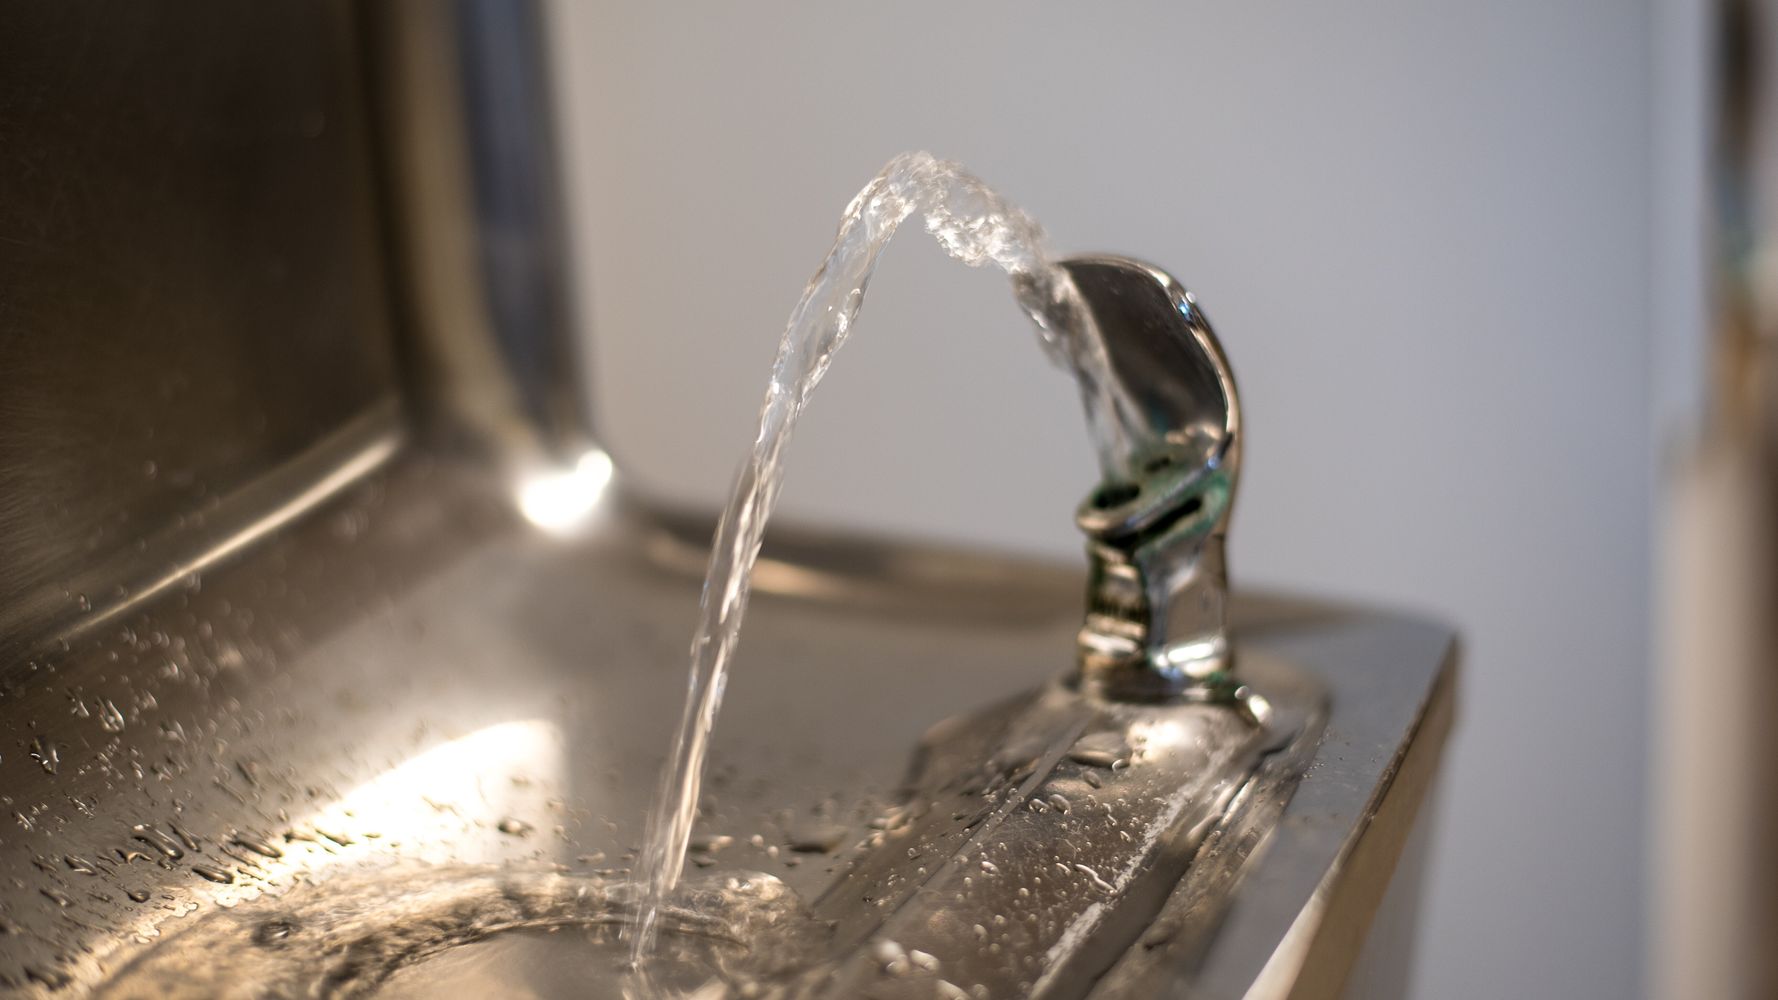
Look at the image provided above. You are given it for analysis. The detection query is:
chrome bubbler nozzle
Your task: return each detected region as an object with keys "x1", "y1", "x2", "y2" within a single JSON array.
[{"x1": 1062, "y1": 257, "x2": 1250, "y2": 712}]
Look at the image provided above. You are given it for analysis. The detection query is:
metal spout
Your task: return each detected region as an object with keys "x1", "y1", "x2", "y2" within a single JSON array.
[{"x1": 1061, "y1": 256, "x2": 1244, "y2": 703}]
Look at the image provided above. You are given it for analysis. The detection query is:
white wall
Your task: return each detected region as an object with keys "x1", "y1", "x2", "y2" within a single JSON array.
[{"x1": 550, "y1": 3, "x2": 1652, "y2": 996}]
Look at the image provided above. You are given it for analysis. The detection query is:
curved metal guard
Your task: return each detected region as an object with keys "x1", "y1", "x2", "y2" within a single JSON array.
[{"x1": 1061, "y1": 256, "x2": 1244, "y2": 703}]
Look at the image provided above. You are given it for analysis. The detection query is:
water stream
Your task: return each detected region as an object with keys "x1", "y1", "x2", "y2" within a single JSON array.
[{"x1": 631, "y1": 152, "x2": 1145, "y2": 961}]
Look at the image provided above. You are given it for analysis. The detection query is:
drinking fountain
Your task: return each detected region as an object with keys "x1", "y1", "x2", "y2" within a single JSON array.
[{"x1": 0, "y1": 2, "x2": 1456, "y2": 997}]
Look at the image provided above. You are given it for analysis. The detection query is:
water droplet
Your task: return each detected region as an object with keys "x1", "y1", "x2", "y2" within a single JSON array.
[
  {"x1": 979, "y1": 860, "x2": 1000, "y2": 875},
  {"x1": 1073, "y1": 863, "x2": 1114, "y2": 893},
  {"x1": 1067, "y1": 732, "x2": 1130, "y2": 768},
  {"x1": 909, "y1": 949, "x2": 939, "y2": 972},
  {"x1": 126, "y1": 889, "x2": 151, "y2": 903},
  {"x1": 229, "y1": 832, "x2": 283, "y2": 859},
  {"x1": 496, "y1": 817, "x2": 533, "y2": 837},
  {"x1": 169, "y1": 821, "x2": 202, "y2": 851},
  {"x1": 1047, "y1": 793, "x2": 1071, "y2": 814},
  {"x1": 872, "y1": 939, "x2": 911, "y2": 976},
  {"x1": 252, "y1": 917, "x2": 298, "y2": 946},
  {"x1": 30, "y1": 737, "x2": 59, "y2": 775},
  {"x1": 131, "y1": 823, "x2": 185, "y2": 859},
  {"x1": 192, "y1": 863, "x2": 233, "y2": 884},
  {"x1": 63, "y1": 854, "x2": 99, "y2": 876},
  {"x1": 41, "y1": 888, "x2": 70, "y2": 907}
]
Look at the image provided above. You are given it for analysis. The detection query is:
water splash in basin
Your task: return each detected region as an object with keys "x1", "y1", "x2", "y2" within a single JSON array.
[{"x1": 96, "y1": 866, "x2": 819, "y2": 999}]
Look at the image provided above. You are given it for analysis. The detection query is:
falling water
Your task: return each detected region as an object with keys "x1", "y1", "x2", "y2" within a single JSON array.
[{"x1": 631, "y1": 152, "x2": 1145, "y2": 960}]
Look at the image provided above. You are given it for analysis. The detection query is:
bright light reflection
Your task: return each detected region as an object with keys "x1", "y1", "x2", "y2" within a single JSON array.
[
  {"x1": 1132, "y1": 717, "x2": 1191, "y2": 752},
  {"x1": 518, "y1": 449, "x2": 615, "y2": 533},
  {"x1": 306, "y1": 718, "x2": 563, "y2": 858},
  {"x1": 1157, "y1": 637, "x2": 1222, "y2": 670}
]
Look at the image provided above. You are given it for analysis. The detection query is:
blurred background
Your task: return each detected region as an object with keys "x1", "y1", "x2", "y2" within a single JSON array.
[{"x1": 544, "y1": 2, "x2": 1758, "y2": 998}]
